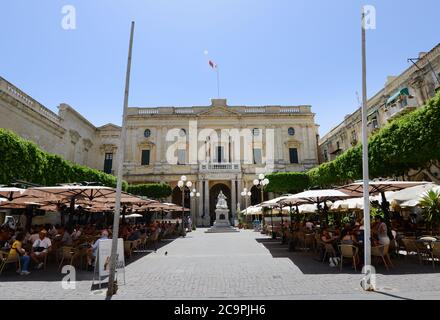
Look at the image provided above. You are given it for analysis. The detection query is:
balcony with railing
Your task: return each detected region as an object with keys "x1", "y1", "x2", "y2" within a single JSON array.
[
  {"x1": 280, "y1": 107, "x2": 301, "y2": 113},
  {"x1": 174, "y1": 108, "x2": 194, "y2": 114},
  {"x1": 365, "y1": 116, "x2": 379, "y2": 134},
  {"x1": 384, "y1": 97, "x2": 418, "y2": 122},
  {"x1": 199, "y1": 162, "x2": 241, "y2": 172},
  {"x1": 138, "y1": 108, "x2": 159, "y2": 115}
]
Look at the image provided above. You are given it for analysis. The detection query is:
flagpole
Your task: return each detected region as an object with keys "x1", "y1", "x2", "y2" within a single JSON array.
[
  {"x1": 361, "y1": 8, "x2": 373, "y2": 291},
  {"x1": 107, "y1": 21, "x2": 135, "y2": 298},
  {"x1": 216, "y1": 66, "x2": 220, "y2": 98}
]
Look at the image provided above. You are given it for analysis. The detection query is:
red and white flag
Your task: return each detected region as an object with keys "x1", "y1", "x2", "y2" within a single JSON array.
[{"x1": 208, "y1": 60, "x2": 217, "y2": 69}]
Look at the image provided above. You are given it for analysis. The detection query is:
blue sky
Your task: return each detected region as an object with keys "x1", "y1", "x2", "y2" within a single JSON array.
[{"x1": 1, "y1": 0, "x2": 439, "y2": 135}]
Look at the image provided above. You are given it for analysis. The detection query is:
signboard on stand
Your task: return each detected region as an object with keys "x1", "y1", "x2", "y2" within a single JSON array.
[{"x1": 93, "y1": 238, "x2": 125, "y2": 288}]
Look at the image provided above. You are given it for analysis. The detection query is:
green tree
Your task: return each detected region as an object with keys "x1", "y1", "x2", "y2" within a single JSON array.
[
  {"x1": 265, "y1": 172, "x2": 310, "y2": 194},
  {"x1": 127, "y1": 183, "x2": 172, "y2": 200},
  {"x1": 0, "y1": 128, "x2": 126, "y2": 189}
]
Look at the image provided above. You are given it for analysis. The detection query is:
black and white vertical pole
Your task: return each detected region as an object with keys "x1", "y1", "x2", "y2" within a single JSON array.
[{"x1": 107, "y1": 21, "x2": 135, "y2": 298}]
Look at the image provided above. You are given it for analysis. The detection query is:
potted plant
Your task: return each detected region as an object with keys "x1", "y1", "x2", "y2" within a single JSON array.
[{"x1": 419, "y1": 190, "x2": 440, "y2": 234}]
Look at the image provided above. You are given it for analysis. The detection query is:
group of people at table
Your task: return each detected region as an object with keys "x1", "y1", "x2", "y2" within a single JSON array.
[
  {"x1": 0, "y1": 220, "x2": 180, "y2": 276},
  {"x1": 275, "y1": 215, "x2": 398, "y2": 268}
]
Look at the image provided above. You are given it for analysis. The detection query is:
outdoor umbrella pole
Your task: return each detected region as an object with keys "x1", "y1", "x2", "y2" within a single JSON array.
[
  {"x1": 69, "y1": 197, "x2": 75, "y2": 226},
  {"x1": 289, "y1": 205, "x2": 293, "y2": 230},
  {"x1": 280, "y1": 208, "x2": 286, "y2": 244},
  {"x1": 295, "y1": 204, "x2": 300, "y2": 224},
  {"x1": 380, "y1": 191, "x2": 393, "y2": 240},
  {"x1": 122, "y1": 205, "x2": 127, "y2": 225},
  {"x1": 271, "y1": 207, "x2": 275, "y2": 239},
  {"x1": 324, "y1": 202, "x2": 329, "y2": 227}
]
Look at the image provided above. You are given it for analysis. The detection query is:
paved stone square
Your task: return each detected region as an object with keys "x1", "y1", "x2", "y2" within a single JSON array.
[{"x1": 0, "y1": 228, "x2": 439, "y2": 300}]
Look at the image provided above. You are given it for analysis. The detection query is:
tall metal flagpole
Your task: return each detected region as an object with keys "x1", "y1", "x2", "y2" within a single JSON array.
[
  {"x1": 361, "y1": 9, "x2": 373, "y2": 291},
  {"x1": 107, "y1": 21, "x2": 135, "y2": 298}
]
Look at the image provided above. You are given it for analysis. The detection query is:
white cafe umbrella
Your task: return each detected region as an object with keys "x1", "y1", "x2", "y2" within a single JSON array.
[
  {"x1": 261, "y1": 195, "x2": 293, "y2": 208},
  {"x1": 0, "y1": 187, "x2": 27, "y2": 201},
  {"x1": 281, "y1": 189, "x2": 352, "y2": 205},
  {"x1": 337, "y1": 181, "x2": 430, "y2": 197},
  {"x1": 389, "y1": 183, "x2": 440, "y2": 208}
]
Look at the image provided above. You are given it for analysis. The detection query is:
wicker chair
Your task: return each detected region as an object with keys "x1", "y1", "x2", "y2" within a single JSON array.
[
  {"x1": 339, "y1": 244, "x2": 359, "y2": 271},
  {"x1": 401, "y1": 238, "x2": 423, "y2": 264},
  {"x1": 0, "y1": 251, "x2": 20, "y2": 275},
  {"x1": 430, "y1": 242, "x2": 440, "y2": 269},
  {"x1": 371, "y1": 244, "x2": 393, "y2": 271},
  {"x1": 322, "y1": 243, "x2": 337, "y2": 263},
  {"x1": 304, "y1": 233, "x2": 316, "y2": 251},
  {"x1": 58, "y1": 246, "x2": 79, "y2": 270}
]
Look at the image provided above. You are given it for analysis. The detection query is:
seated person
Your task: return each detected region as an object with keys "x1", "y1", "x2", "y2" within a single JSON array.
[
  {"x1": 319, "y1": 229, "x2": 338, "y2": 261},
  {"x1": 49, "y1": 224, "x2": 59, "y2": 238},
  {"x1": 87, "y1": 230, "x2": 109, "y2": 270},
  {"x1": 30, "y1": 230, "x2": 52, "y2": 270},
  {"x1": 71, "y1": 225, "x2": 83, "y2": 241},
  {"x1": 9, "y1": 232, "x2": 31, "y2": 275},
  {"x1": 341, "y1": 230, "x2": 358, "y2": 245},
  {"x1": 127, "y1": 229, "x2": 141, "y2": 241},
  {"x1": 321, "y1": 229, "x2": 336, "y2": 244},
  {"x1": 139, "y1": 229, "x2": 147, "y2": 241},
  {"x1": 305, "y1": 220, "x2": 314, "y2": 231},
  {"x1": 28, "y1": 227, "x2": 41, "y2": 244},
  {"x1": 0, "y1": 226, "x2": 10, "y2": 248},
  {"x1": 59, "y1": 227, "x2": 73, "y2": 246}
]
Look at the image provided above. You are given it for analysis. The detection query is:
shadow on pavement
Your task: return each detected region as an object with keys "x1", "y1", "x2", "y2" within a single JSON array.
[{"x1": 255, "y1": 237, "x2": 440, "y2": 276}]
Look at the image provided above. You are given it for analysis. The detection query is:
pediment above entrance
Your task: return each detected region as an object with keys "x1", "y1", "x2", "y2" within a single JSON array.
[{"x1": 197, "y1": 106, "x2": 241, "y2": 118}]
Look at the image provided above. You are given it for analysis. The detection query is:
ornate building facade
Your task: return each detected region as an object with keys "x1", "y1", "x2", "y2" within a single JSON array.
[
  {"x1": 0, "y1": 76, "x2": 320, "y2": 226},
  {"x1": 319, "y1": 43, "x2": 440, "y2": 167}
]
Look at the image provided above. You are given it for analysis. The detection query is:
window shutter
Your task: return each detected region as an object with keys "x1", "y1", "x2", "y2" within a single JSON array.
[{"x1": 141, "y1": 150, "x2": 150, "y2": 165}]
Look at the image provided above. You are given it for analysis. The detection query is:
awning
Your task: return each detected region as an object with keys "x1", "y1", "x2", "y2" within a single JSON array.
[
  {"x1": 367, "y1": 105, "x2": 380, "y2": 119},
  {"x1": 386, "y1": 88, "x2": 409, "y2": 105}
]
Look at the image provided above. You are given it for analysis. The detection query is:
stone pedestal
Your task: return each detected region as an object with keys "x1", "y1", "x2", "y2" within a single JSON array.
[
  {"x1": 205, "y1": 190, "x2": 239, "y2": 233},
  {"x1": 213, "y1": 208, "x2": 230, "y2": 228}
]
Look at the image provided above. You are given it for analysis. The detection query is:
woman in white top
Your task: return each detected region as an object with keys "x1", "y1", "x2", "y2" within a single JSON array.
[{"x1": 376, "y1": 216, "x2": 390, "y2": 245}]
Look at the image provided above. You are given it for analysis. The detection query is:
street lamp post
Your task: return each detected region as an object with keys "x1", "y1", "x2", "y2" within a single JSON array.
[
  {"x1": 178, "y1": 175, "x2": 192, "y2": 237},
  {"x1": 190, "y1": 188, "x2": 200, "y2": 230},
  {"x1": 240, "y1": 188, "x2": 252, "y2": 227},
  {"x1": 253, "y1": 173, "x2": 269, "y2": 234}
]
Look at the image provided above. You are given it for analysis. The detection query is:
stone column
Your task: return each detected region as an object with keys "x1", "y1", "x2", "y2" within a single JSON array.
[
  {"x1": 197, "y1": 180, "x2": 203, "y2": 227},
  {"x1": 231, "y1": 179, "x2": 237, "y2": 225},
  {"x1": 302, "y1": 125, "x2": 309, "y2": 162},
  {"x1": 204, "y1": 180, "x2": 210, "y2": 226},
  {"x1": 237, "y1": 179, "x2": 243, "y2": 210},
  {"x1": 162, "y1": 126, "x2": 168, "y2": 164},
  {"x1": 276, "y1": 127, "x2": 283, "y2": 163}
]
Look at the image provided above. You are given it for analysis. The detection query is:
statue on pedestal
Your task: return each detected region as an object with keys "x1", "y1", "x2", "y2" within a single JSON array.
[{"x1": 216, "y1": 190, "x2": 228, "y2": 209}]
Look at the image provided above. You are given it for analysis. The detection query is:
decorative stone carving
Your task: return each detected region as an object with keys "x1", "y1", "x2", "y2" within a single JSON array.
[
  {"x1": 100, "y1": 143, "x2": 117, "y2": 153},
  {"x1": 83, "y1": 138, "x2": 93, "y2": 150},
  {"x1": 69, "y1": 129, "x2": 81, "y2": 144}
]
